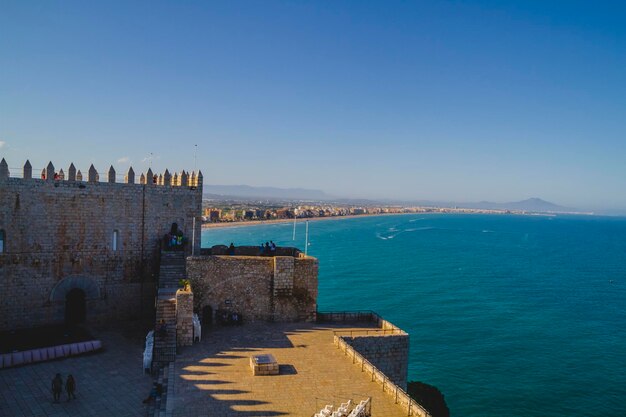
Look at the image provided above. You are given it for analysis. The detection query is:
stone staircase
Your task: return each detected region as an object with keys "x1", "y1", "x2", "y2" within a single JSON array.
[
  {"x1": 158, "y1": 251, "x2": 186, "y2": 289},
  {"x1": 152, "y1": 250, "x2": 185, "y2": 368},
  {"x1": 145, "y1": 363, "x2": 172, "y2": 417},
  {"x1": 153, "y1": 289, "x2": 178, "y2": 366}
]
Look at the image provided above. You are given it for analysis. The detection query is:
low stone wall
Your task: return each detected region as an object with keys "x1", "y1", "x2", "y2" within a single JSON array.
[
  {"x1": 322, "y1": 311, "x2": 431, "y2": 417},
  {"x1": 0, "y1": 340, "x2": 102, "y2": 369},
  {"x1": 186, "y1": 254, "x2": 318, "y2": 322},
  {"x1": 342, "y1": 334, "x2": 409, "y2": 389},
  {"x1": 202, "y1": 245, "x2": 302, "y2": 257},
  {"x1": 334, "y1": 335, "x2": 431, "y2": 417}
]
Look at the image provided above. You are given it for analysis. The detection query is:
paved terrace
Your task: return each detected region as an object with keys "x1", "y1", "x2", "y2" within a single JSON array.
[
  {"x1": 0, "y1": 324, "x2": 154, "y2": 417},
  {"x1": 171, "y1": 322, "x2": 408, "y2": 417}
]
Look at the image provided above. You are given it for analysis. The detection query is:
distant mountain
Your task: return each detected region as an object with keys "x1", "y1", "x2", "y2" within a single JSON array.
[
  {"x1": 462, "y1": 198, "x2": 574, "y2": 212},
  {"x1": 202, "y1": 186, "x2": 576, "y2": 213},
  {"x1": 203, "y1": 184, "x2": 332, "y2": 200},
  {"x1": 337, "y1": 197, "x2": 576, "y2": 213},
  {"x1": 500, "y1": 198, "x2": 572, "y2": 212}
]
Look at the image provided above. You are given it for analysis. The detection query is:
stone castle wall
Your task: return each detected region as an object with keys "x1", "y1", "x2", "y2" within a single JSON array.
[
  {"x1": 343, "y1": 334, "x2": 409, "y2": 389},
  {"x1": 0, "y1": 161, "x2": 202, "y2": 331},
  {"x1": 186, "y1": 254, "x2": 318, "y2": 322}
]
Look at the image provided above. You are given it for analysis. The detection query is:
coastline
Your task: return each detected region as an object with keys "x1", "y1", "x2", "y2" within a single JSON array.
[
  {"x1": 200, "y1": 210, "x2": 589, "y2": 230},
  {"x1": 201, "y1": 213, "x2": 409, "y2": 229}
]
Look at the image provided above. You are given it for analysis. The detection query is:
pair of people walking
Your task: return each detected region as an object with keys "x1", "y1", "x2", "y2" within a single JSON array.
[{"x1": 52, "y1": 373, "x2": 76, "y2": 403}]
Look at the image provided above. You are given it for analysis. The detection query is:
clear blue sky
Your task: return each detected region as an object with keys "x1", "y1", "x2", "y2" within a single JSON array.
[{"x1": 1, "y1": 1, "x2": 625, "y2": 210}]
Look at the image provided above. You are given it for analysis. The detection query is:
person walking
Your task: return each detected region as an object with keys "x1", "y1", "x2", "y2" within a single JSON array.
[
  {"x1": 51, "y1": 373, "x2": 63, "y2": 403},
  {"x1": 66, "y1": 374, "x2": 77, "y2": 401}
]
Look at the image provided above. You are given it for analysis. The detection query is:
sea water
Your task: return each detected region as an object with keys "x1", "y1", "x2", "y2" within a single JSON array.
[{"x1": 202, "y1": 214, "x2": 626, "y2": 416}]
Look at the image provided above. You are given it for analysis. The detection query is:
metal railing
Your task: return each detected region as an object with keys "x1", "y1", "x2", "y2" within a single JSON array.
[
  {"x1": 316, "y1": 310, "x2": 378, "y2": 323},
  {"x1": 317, "y1": 310, "x2": 407, "y2": 335},
  {"x1": 333, "y1": 328, "x2": 406, "y2": 338},
  {"x1": 334, "y1": 336, "x2": 431, "y2": 417}
]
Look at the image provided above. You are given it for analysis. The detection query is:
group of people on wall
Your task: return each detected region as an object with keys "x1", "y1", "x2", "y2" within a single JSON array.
[
  {"x1": 225, "y1": 241, "x2": 278, "y2": 256},
  {"x1": 164, "y1": 223, "x2": 186, "y2": 250},
  {"x1": 260, "y1": 241, "x2": 277, "y2": 256}
]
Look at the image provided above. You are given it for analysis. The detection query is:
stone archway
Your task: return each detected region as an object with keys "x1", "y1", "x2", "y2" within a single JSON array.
[
  {"x1": 50, "y1": 276, "x2": 100, "y2": 303},
  {"x1": 50, "y1": 276, "x2": 99, "y2": 326},
  {"x1": 65, "y1": 288, "x2": 86, "y2": 325}
]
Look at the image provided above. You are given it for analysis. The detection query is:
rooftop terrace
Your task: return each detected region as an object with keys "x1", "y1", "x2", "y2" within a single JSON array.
[
  {"x1": 0, "y1": 320, "x2": 423, "y2": 416},
  {"x1": 170, "y1": 321, "x2": 409, "y2": 417}
]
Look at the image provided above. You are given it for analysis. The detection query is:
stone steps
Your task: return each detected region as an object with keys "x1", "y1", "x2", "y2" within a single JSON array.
[
  {"x1": 154, "y1": 288, "x2": 177, "y2": 365},
  {"x1": 146, "y1": 364, "x2": 170, "y2": 417},
  {"x1": 158, "y1": 251, "x2": 186, "y2": 289}
]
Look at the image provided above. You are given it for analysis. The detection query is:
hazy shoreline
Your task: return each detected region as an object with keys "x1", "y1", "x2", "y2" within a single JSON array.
[
  {"x1": 201, "y1": 213, "x2": 409, "y2": 229},
  {"x1": 199, "y1": 210, "x2": 594, "y2": 230}
]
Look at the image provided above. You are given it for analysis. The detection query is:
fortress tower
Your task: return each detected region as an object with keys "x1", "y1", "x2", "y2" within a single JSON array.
[{"x1": 0, "y1": 159, "x2": 203, "y2": 331}]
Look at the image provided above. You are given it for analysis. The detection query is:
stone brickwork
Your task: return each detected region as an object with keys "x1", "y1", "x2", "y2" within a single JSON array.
[
  {"x1": 176, "y1": 289, "x2": 194, "y2": 347},
  {"x1": 186, "y1": 253, "x2": 318, "y2": 322},
  {"x1": 344, "y1": 334, "x2": 409, "y2": 389},
  {"x1": 0, "y1": 159, "x2": 202, "y2": 331},
  {"x1": 335, "y1": 333, "x2": 431, "y2": 417},
  {"x1": 273, "y1": 256, "x2": 294, "y2": 297}
]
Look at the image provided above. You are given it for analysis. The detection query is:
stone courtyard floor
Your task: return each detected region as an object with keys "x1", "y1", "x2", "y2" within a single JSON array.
[
  {"x1": 171, "y1": 322, "x2": 408, "y2": 417},
  {"x1": 0, "y1": 322, "x2": 411, "y2": 417},
  {"x1": 0, "y1": 323, "x2": 154, "y2": 417}
]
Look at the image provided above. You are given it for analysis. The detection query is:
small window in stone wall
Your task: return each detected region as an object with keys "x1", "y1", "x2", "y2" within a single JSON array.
[
  {"x1": 113, "y1": 229, "x2": 119, "y2": 251},
  {"x1": 0, "y1": 230, "x2": 4, "y2": 253}
]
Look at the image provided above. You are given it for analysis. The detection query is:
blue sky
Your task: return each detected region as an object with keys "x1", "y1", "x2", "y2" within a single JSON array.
[{"x1": 1, "y1": 1, "x2": 625, "y2": 209}]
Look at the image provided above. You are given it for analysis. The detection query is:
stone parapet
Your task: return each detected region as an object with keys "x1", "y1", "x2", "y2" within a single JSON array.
[
  {"x1": 328, "y1": 313, "x2": 431, "y2": 417},
  {"x1": 186, "y1": 254, "x2": 318, "y2": 323},
  {"x1": 342, "y1": 334, "x2": 409, "y2": 388},
  {"x1": 334, "y1": 334, "x2": 431, "y2": 417}
]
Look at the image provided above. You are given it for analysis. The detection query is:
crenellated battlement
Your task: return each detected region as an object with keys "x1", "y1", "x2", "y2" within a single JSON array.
[
  {"x1": 0, "y1": 156, "x2": 203, "y2": 332},
  {"x1": 0, "y1": 158, "x2": 203, "y2": 189}
]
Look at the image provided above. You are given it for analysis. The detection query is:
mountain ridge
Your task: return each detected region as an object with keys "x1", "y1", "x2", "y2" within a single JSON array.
[{"x1": 203, "y1": 185, "x2": 575, "y2": 212}]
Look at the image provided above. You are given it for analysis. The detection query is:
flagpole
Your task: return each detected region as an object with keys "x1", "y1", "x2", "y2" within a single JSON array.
[{"x1": 304, "y1": 220, "x2": 309, "y2": 257}]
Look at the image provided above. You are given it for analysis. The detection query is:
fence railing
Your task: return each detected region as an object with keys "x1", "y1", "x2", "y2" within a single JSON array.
[
  {"x1": 317, "y1": 310, "x2": 377, "y2": 323},
  {"x1": 333, "y1": 328, "x2": 406, "y2": 338},
  {"x1": 152, "y1": 346, "x2": 176, "y2": 363},
  {"x1": 317, "y1": 310, "x2": 406, "y2": 334},
  {"x1": 322, "y1": 310, "x2": 430, "y2": 417}
]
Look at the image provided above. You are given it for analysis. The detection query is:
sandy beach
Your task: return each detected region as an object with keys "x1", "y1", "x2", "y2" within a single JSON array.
[{"x1": 201, "y1": 213, "x2": 408, "y2": 229}]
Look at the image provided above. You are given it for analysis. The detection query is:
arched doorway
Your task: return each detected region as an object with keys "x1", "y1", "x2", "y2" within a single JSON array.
[{"x1": 65, "y1": 288, "x2": 86, "y2": 325}]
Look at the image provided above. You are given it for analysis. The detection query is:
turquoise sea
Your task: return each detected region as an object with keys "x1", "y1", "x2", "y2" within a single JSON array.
[{"x1": 202, "y1": 214, "x2": 626, "y2": 417}]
